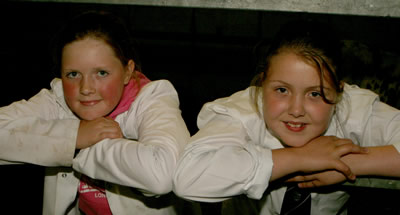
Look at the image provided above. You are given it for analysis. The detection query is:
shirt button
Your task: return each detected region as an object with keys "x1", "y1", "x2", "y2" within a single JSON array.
[{"x1": 61, "y1": 173, "x2": 67, "y2": 178}]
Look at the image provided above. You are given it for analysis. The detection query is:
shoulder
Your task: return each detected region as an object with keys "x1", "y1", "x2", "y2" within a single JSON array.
[
  {"x1": 137, "y1": 80, "x2": 178, "y2": 101},
  {"x1": 201, "y1": 87, "x2": 256, "y2": 116},
  {"x1": 198, "y1": 87, "x2": 264, "y2": 131},
  {"x1": 338, "y1": 83, "x2": 380, "y2": 117},
  {"x1": 197, "y1": 87, "x2": 279, "y2": 148},
  {"x1": 15, "y1": 78, "x2": 62, "y2": 108},
  {"x1": 123, "y1": 80, "x2": 180, "y2": 117},
  {"x1": 0, "y1": 78, "x2": 72, "y2": 119},
  {"x1": 141, "y1": 80, "x2": 177, "y2": 93},
  {"x1": 49, "y1": 78, "x2": 67, "y2": 104},
  {"x1": 116, "y1": 80, "x2": 185, "y2": 137},
  {"x1": 343, "y1": 84, "x2": 379, "y2": 102},
  {"x1": 49, "y1": 78, "x2": 74, "y2": 113},
  {"x1": 335, "y1": 83, "x2": 381, "y2": 130},
  {"x1": 50, "y1": 78, "x2": 63, "y2": 95}
]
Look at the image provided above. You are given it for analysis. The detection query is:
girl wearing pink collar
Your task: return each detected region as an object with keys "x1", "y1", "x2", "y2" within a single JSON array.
[{"x1": 0, "y1": 11, "x2": 190, "y2": 215}]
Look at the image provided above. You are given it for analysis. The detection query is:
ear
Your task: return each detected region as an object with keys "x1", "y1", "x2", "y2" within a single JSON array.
[
  {"x1": 124, "y1": 60, "x2": 135, "y2": 85},
  {"x1": 339, "y1": 81, "x2": 344, "y2": 91}
]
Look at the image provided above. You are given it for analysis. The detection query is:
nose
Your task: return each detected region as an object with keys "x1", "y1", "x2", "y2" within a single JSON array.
[
  {"x1": 288, "y1": 96, "x2": 305, "y2": 117},
  {"x1": 80, "y1": 77, "x2": 96, "y2": 95}
]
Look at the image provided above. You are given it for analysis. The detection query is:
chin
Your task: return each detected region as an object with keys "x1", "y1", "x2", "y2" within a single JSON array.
[
  {"x1": 81, "y1": 116, "x2": 98, "y2": 121},
  {"x1": 280, "y1": 138, "x2": 308, "y2": 148},
  {"x1": 76, "y1": 112, "x2": 105, "y2": 120}
]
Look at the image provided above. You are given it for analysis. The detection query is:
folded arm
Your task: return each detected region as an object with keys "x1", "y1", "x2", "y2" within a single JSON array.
[
  {"x1": 73, "y1": 81, "x2": 190, "y2": 195},
  {"x1": 0, "y1": 89, "x2": 78, "y2": 167},
  {"x1": 290, "y1": 100, "x2": 400, "y2": 188}
]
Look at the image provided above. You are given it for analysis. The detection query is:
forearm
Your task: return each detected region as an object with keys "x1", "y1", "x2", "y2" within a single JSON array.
[
  {"x1": 174, "y1": 143, "x2": 274, "y2": 202},
  {"x1": 173, "y1": 120, "x2": 273, "y2": 202},
  {"x1": 271, "y1": 148, "x2": 302, "y2": 181},
  {"x1": 342, "y1": 145, "x2": 400, "y2": 177},
  {"x1": 0, "y1": 118, "x2": 79, "y2": 166},
  {"x1": 74, "y1": 136, "x2": 183, "y2": 195},
  {"x1": 0, "y1": 88, "x2": 79, "y2": 166}
]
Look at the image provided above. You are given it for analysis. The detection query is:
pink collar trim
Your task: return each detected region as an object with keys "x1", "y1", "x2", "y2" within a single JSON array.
[{"x1": 108, "y1": 72, "x2": 151, "y2": 119}]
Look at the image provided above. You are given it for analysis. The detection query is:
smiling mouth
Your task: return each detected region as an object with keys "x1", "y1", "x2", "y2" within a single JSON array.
[
  {"x1": 284, "y1": 121, "x2": 306, "y2": 131},
  {"x1": 80, "y1": 100, "x2": 100, "y2": 106}
]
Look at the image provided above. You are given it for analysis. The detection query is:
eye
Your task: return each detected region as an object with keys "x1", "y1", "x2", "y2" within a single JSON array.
[
  {"x1": 276, "y1": 87, "x2": 288, "y2": 94},
  {"x1": 310, "y1": 91, "x2": 322, "y2": 97},
  {"x1": 98, "y1": 70, "x2": 109, "y2": 77},
  {"x1": 66, "y1": 71, "x2": 80, "y2": 79}
]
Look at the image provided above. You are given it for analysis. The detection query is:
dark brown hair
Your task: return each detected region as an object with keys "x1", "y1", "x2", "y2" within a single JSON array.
[
  {"x1": 251, "y1": 20, "x2": 344, "y2": 111},
  {"x1": 51, "y1": 11, "x2": 142, "y2": 77}
]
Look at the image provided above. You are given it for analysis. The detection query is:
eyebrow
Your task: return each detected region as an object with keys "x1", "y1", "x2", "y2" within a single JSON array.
[
  {"x1": 267, "y1": 80, "x2": 333, "y2": 91},
  {"x1": 267, "y1": 80, "x2": 288, "y2": 84},
  {"x1": 61, "y1": 69, "x2": 79, "y2": 74}
]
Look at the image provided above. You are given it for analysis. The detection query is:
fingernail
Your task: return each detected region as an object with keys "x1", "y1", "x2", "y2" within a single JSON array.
[{"x1": 362, "y1": 148, "x2": 369, "y2": 153}]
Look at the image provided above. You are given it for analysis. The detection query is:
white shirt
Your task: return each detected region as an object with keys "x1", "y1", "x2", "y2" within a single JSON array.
[
  {"x1": 173, "y1": 83, "x2": 400, "y2": 215},
  {"x1": 0, "y1": 78, "x2": 190, "y2": 215}
]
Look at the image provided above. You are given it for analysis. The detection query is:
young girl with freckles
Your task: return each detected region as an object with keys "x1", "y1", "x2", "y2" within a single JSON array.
[
  {"x1": 0, "y1": 11, "x2": 191, "y2": 215},
  {"x1": 173, "y1": 20, "x2": 400, "y2": 214}
]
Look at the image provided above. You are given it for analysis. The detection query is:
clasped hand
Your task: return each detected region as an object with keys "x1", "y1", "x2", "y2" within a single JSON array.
[
  {"x1": 76, "y1": 117, "x2": 123, "y2": 149},
  {"x1": 287, "y1": 136, "x2": 368, "y2": 188}
]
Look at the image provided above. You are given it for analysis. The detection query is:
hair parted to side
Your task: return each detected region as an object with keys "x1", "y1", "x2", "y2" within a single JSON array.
[
  {"x1": 51, "y1": 10, "x2": 142, "y2": 78},
  {"x1": 250, "y1": 20, "x2": 344, "y2": 113}
]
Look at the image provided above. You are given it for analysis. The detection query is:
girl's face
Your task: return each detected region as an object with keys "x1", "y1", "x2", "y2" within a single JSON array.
[
  {"x1": 61, "y1": 38, "x2": 133, "y2": 120},
  {"x1": 262, "y1": 51, "x2": 336, "y2": 147}
]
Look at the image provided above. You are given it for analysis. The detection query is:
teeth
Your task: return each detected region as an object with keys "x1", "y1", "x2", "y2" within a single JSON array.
[{"x1": 287, "y1": 122, "x2": 302, "y2": 128}]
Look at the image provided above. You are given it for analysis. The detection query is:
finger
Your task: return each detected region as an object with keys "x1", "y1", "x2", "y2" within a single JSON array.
[
  {"x1": 107, "y1": 120, "x2": 122, "y2": 128},
  {"x1": 298, "y1": 181, "x2": 312, "y2": 188},
  {"x1": 333, "y1": 138, "x2": 353, "y2": 145},
  {"x1": 335, "y1": 143, "x2": 368, "y2": 156},
  {"x1": 102, "y1": 125, "x2": 121, "y2": 133},
  {"x1": 347, "y1": 145, "x2": 369, "y2": 154},
  {"x1": 286, "y1": 175, "x2": 306, "y2": 182},
  {"x1": 325, "y1": 135, "x2": 339, "y2": 140},
  {"x1": 100, "y1": 132, "x2": 123, "y2": 140},
  {"x1": 298, "y1": 180, "x2": 319, "y2": 188},
  {"x1": 108, "y1": 132, "x2": 123, "y2": 139},
  {"x1": 100, "y1": 120, "x2": 121, "y2": 130},
  {"x1": 332, "y1": 160, "x2": 355, "y2": 180},
  {"x1": 96, "y1": 117, "x2": 118, "y2": 126},
  {"x1": 298, "y1": 174, "x2": 317, "y2": 182},
  {"x1": 99, "y1": 126, "x2": 123, "y2": 138}
]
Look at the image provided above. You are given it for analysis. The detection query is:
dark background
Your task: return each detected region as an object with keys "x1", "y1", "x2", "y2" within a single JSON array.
[{"x1": 1, "y1": 1, "x2": 400, "y2": 214}]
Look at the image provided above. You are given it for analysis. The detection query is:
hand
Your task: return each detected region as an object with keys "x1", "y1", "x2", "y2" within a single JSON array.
[
  {"x1": 291, "y1": 136, "x2": 368, "y2": 180},
  {"x1": 76, "y1": 117, "x2": 123, "y2": 149},
  {"x1": 286, "y1": 170, "x2": 348, "y2": 188}
]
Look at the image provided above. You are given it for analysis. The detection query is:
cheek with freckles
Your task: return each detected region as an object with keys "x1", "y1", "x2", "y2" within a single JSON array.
[
  {"x1": 98, "y1": 77, "x2": 125, "y2": 109},
  {"x1": 62, "y1": 80, "x2": 79, "y2": 107},
  {"x1": 307, "y1": 104, "x2": 335, "y2": 131},
  {"x1": 262, "y1": 94, "x2": 287, "y2": 127}
]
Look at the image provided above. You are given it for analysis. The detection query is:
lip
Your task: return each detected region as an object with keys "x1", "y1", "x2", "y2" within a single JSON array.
[
  {"x1": 284, "y1": 121, "x2": 307, "y2": 132},
  {"x1": 80, "y1": 100, "x2": 101, "y2": 106}
]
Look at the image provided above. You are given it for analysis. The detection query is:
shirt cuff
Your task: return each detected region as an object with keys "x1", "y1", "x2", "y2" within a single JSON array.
[
  {"x1": 393, "y1": 142, "x2": 400, "y2": 154},
  {"x1": 244, "y1": 145, "x2": 273, "y2": 199}
]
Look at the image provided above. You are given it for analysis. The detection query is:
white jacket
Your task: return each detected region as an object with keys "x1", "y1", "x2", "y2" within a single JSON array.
[
  {"x1": 0, "y1": 78, "x2": 190, "y2": 215},
  {"x1": 173, "y1": 84, "x2": 400, "y2": 215}
]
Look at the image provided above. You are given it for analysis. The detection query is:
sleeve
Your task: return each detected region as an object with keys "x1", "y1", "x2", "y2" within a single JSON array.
[
  {"x1": 340, "y1": 85, "x2": 400, "y2": 149},
  {"x1": 173, "y1": 104, "x2": 273, "y2": 202},
  {"x1": 351, "y1": 98, "x2": 400, "y2": 149},
  {"x1": 342, "y1": 89, "x2": 400, "y2": 188},
  {"x1": 0, "y1": 89, "x2": 79, "y2": 166},
  {"x1": 72, "y1": 81, "x2": 190, "y2": 195},
  {"x1": 369, "y1": 102, "x2": 400, "y2": 150}
]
